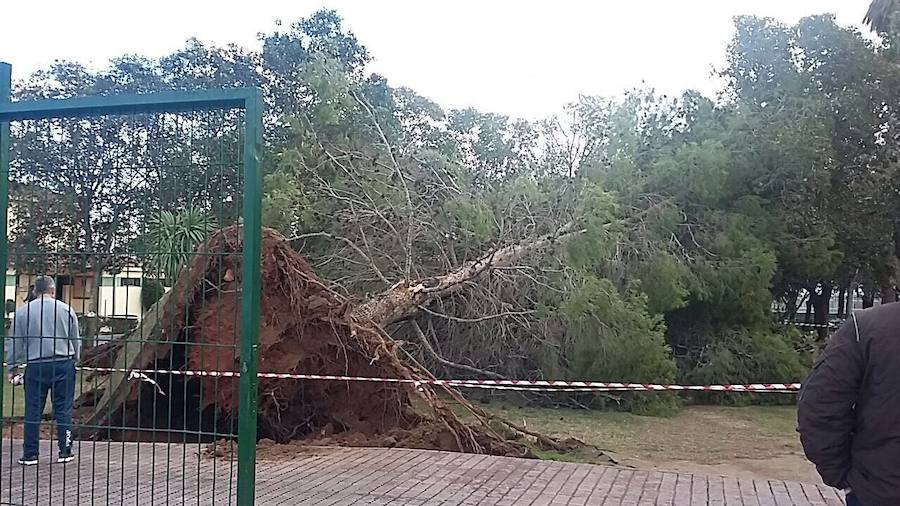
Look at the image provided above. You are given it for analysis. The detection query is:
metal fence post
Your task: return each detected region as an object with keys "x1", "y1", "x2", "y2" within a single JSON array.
[
  {"x1": 0, "y1": 62, "x2": 11, "y2": 472},
  {"x1": 237, "y1": 88, "x2": 263, "y2": 505}
]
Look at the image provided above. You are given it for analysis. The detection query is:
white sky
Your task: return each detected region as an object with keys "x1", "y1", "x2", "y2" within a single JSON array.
[{"x1": 0, "y1": 0, "x2": 871, "y2": 119}]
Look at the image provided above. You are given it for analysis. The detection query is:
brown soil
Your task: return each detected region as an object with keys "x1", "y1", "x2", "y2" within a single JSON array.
[
  {"x1": 302, "y1": 421, "x2": 489, "y2": 453},
  {"x1": 78, "y1": 227, "x2": 538, "y2": 458},
  {"x1": 179, "y1": 229, "x2": 419, "y2": 442}
]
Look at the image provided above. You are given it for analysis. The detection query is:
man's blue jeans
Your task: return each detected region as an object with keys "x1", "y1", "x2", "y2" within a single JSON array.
[
  {"x1": 846, "y1": 492, "x2": 861, "y2": 506},
  {"x1": 23, "y1": 358, "x2": 76, "y2": 457}
]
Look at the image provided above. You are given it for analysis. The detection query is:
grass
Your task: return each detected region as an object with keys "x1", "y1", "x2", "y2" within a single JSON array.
[
  {"x1": 454, "y1": 400, "x2": 800, "y2": 466},
  {"x1": 2, "y1": 370, "x2": 26, "y2": 418},
  {"x1": 2, "y1": 369, "x2": 88, "y2": 419}
]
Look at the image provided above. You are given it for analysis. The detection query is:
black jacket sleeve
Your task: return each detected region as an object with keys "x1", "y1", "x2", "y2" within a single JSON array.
[{"x1": 797, "y1": 315, "x2": 865, "y2": 488}]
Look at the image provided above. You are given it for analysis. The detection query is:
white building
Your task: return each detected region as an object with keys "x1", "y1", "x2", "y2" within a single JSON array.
[
  {"x1": 5, "y1": 267, "x2": 146, "y2": 319},
  {"x1": 5, "y1": 193, "x2": 146, "y2": 319}
]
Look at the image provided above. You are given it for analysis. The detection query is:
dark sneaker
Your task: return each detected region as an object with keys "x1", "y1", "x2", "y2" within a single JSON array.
[
  {"x1": 18, "y1": 456, "x2": 38, "y2": 466},
  {"x1": 57, "y1": 450, "x2": 74, "y2": 464}
]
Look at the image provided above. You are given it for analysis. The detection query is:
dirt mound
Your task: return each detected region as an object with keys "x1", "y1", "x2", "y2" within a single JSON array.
[{"x1": 78, "y1": 226, "x2": 536, "y2": 457}]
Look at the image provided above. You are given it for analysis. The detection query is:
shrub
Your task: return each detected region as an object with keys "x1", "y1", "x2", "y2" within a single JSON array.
[
  {"x1": 561, "y1": 274, "x2": 680, "y2": 415},
  {"x1": 681, "y1": 326, "x2": 810, "y2": 405}
]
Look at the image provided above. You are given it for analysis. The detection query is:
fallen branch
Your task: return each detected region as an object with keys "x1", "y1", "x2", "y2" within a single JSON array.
[
  {"x1": 409, "y1": 320, "x2": 506, "y2": 380},
  {"x1": 353, "y1": 221, "x2": 584, "y2": 326},
  {"x1": 417, "y1": 304, "x2": 536, "y2": 324},
  {"x1": 289, "y1": 231, "x2": 390, "y2": 284}
]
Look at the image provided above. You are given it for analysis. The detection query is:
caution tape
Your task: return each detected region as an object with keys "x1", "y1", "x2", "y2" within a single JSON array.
[
  {"x1": 75, "y1": 366, "x2": 801, "y2": 393},
  {"x1": 788, "y1": 321, "x2": 841, "y2": 329}
]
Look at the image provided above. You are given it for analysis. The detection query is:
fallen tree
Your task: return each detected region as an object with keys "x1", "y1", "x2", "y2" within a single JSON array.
[
  {"x1": 76, "y1": 225, "x2": 589, "y2": 456},
  {"x1": 353, "y1": 222, "x2": 580, "y2": 326}
]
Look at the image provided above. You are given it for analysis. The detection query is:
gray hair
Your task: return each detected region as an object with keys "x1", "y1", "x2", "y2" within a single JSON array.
[{"x1": 33, "y1": 275, "x2": 56, "y2": 295}]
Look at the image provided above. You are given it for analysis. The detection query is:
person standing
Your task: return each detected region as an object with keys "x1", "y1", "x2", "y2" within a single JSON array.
[
  {"x1": 5, "y1": 275, "x2": 80, "y2": 465},
  {"x1": 797, "y1": 304, "x2": 900, "y2": 506}
]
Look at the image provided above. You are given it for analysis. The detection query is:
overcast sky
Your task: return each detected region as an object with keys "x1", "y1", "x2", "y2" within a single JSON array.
[{"x1": 0, "y1": 0, "x2": 872, "y2": 119}]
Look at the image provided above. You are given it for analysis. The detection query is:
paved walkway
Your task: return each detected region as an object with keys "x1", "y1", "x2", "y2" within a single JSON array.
[{"x1": 0, "y1": 440, "x2": 843, "y2": 505}]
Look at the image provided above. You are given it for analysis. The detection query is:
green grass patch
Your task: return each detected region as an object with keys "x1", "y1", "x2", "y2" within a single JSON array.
[
  {"x1": 450, "y1": 399, "x2": 799, "y2": 465},
  {"x1": 2, "y1": 370, "x2": 26, "y2": 418},
  {"x1": 2, "y1": 368, "x2": 90, "y2": 419}
]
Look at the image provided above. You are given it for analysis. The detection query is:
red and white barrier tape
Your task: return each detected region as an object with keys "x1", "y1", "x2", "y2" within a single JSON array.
[
  {"x1": 74, "y1": 366, "x2": 801, "y2": 393},
  {"x1": 788, "y1": 321, "x2": 840, "y2": 329}
]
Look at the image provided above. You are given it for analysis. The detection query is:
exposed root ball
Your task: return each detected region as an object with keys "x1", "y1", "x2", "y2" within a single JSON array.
[{"x1": 79, "y1": 226, "x2": 534, "y2": 457}]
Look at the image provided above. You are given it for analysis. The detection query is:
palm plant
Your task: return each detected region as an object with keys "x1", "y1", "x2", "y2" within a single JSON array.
[
  {"x1": 145, "y1": 208, "x2": 216, "y2": 285},
  {"x1": 866, "y1": 0, "x2": 897, "y2": 33}
]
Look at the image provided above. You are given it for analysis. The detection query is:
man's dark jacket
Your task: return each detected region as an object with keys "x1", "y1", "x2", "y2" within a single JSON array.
[{"x1": 798, "y1": 303, "x2": 900, "y2": 505}]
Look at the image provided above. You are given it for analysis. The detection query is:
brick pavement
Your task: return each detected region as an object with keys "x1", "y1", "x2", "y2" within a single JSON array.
[{"x1": 0, "y1": 440, "x2": 844, "y2": 505}]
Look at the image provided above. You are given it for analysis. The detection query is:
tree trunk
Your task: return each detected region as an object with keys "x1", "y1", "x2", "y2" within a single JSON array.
[
  {"x1": 74, "y1": 227, "x2": 562, "y2": 456},
  {"x1": 836, "y1": 287, "x2": 847, "y2": 319},
  {"x1": 89, "y1": 267, "x2": 102, "y2": 314},
  {"x1": 862, "y1": 288, "x2": 875, "y2": 309},
  {"x1": 784, "y1": 288, "x2": 800, "y2": 321},
  {"x1": 353, "y1": 222, "x2": 580, "y2": 327},
  {"x1": 78, "y1": 192, "x2": 101, "y2": 349},
  {"x1": 847, "y1": 281, "x2": 859, "y2": 315},
  {"x1": 811, "y1": 282, "x2": 832, "y2": 341},
  {"x1": 82, "y1": 261, "x2": 104, "y2": 349}
]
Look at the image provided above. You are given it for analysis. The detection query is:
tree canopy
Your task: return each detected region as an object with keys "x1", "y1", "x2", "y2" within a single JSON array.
[{"x1": 10, "y1": 9, "x2": 900, "y2": 411}]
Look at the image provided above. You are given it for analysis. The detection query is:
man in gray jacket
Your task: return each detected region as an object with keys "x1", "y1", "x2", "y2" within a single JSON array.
[{"x1": 5, "y1": 275, "x2": 80, "y2": 465}]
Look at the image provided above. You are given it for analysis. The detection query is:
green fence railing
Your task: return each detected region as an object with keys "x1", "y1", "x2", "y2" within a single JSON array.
[{"x1": 0, "y1": 61, "x2": 262, "y2": 504}]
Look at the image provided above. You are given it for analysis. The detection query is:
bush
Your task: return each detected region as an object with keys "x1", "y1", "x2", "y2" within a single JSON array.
[
  {"x1": 681, "y1": 326, "x2": 810, "y2": 405},
  {"x1": 561, "y1": 275, "x2": 680, "y2": 415},
  {"x1": 141, "y1": 278, "x2": 165, "y2": 311}
]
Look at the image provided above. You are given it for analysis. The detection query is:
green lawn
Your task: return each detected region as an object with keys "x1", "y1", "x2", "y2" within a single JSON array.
[
  {"x1": 453, "y1": 400, "x2": 800, "y2": 466},
  {"x1": 2, "y1": 369, "x2": 89, "y2": 419},
  {"x1": 469, "y1": 403, "x2": 815, "y2": 482},
  {"x1": 1, "y1": 370, "x2": 25, "y2": 418}
]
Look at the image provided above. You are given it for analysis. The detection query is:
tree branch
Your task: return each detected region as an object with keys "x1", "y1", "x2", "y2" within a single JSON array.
[
  {"x1": 417, "y1": 304, "x2": 536, "y2": 323},
  {"x1": 409, "y1": 321, "x2": 506, "y2": 379},
  {"x1": 289, "y1": 231, "x2": 390, "y2": 284},
  {"x1": 352, "y1": 221, "x2": 584, "y2": 326},
  {"x1": 348, "y1": 88, "x2": 416, "y2": 279}
]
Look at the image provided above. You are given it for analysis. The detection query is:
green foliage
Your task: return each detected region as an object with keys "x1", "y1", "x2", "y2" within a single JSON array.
[
  {"x1": 684, "y1": 328, "x2": 809, "y2": 385},
  {"x1": 682, "y1": 327, "x2": 810, "y2": 406},
  {"x1": 141, "y1": 278, "x2": 165, "y2": 311},
  {"x1": 687, "y1": 218, "x2": 778, "y2": 325},
  {"x1": 650, "y1": 140, "x2": 729, "y2": 206},
  {"x1": 21, "y1": 8, "x2": 900, "y2": 415},
  {"x1": 262, "y1": 166, "x2": 314, "y2": 236},
  {"x1": 443, "y1": 196, "x2": 497, "y2": 242},
  {"x1": 565, "y1": 185, "x2": 619, "y2": 270},
  {"x1": 145, "y1": 209, "x2": 216, "y2": 284},
  {"x1": 561, "y1": 275, "x2": 679, "y2": 414},
  {"x1": 636, "y1": 254, "x2": 692, "y2": 315}
]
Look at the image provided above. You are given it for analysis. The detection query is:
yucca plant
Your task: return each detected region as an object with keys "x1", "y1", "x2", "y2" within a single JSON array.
[
  {"x1": 866, "y1": 0, "x2": 897, "y2": 33},
  {"x1": 146, "y1": 208, "x2": 216, "y2": 285}
]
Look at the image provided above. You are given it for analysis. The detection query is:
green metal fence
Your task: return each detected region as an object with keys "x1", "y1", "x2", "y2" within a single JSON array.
[{"x1": 0, "y1": 61, "x2": 262, "y2": 504}]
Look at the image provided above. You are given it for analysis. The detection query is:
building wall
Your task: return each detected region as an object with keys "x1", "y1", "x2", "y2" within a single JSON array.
[
  {"x1": 96, "y1": 268, "x2": 145, "y2": 318},
  {"x1": 4, "y1": 268, "x2": 145, "y2": 319},
  {"x1": 4, "y1": 270, "x2": 15, "y2": 308}
]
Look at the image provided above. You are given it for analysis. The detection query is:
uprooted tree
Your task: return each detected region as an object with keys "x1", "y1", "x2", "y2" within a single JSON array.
[
  {"x1": 29, "y1": 8, "x2": 900, "y2": 441},
  {"x1": 76, "y1": 224, "x2": 597, "y2": 456}
]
